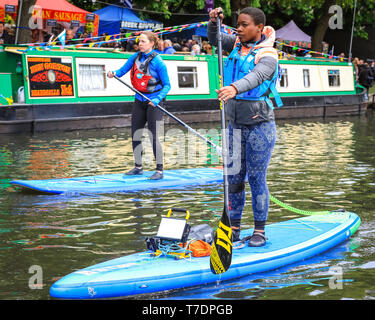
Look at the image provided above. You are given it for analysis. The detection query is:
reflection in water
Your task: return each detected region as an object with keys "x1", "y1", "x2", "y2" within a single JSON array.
[{"x1": 0, "y1": 116, "x2": 375, "y2": 299}]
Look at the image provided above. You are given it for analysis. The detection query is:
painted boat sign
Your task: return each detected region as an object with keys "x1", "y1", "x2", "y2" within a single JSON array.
[{"x1": 27, "y1": 56, "x2": 75, "y2": 98}]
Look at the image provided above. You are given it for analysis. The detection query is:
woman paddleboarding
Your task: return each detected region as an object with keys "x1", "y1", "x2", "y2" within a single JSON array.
[
  {"x1": 208, "y1": 7, "x2": 283, "y2": 246},
  {"x1": 107, "y1": 31, "x2": 171, "y2": 180}
]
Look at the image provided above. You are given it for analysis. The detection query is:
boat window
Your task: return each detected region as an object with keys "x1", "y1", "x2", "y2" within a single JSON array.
[
  {"x1": 328, "y1": 70, "x2": 340, "y2": 87},
  {"x1": 78, "y1": 64, "x2": 107, "y2": 91},
  {"x1": 177, "y1": 66, "x2": 198, "y2": 88},
  {"x1": 279, "y1": 68, "x2": 288, "y2": 87},
  {"x1": 303, "y1": 69, "x2": 310, "y2": 88}
]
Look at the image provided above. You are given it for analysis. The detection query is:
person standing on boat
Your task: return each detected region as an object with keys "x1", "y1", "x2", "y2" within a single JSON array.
[
  {"x1": 358, "y1": 63, "x2": 374, "y2": 101},
  {"x1": 208, "y1": 7, "x2": 282, "y2": 246},
  {"x1": 107, "y1": 31, "x2": 171, "y2": 180}
]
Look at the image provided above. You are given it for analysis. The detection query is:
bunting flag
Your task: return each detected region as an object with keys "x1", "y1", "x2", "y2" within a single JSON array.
[
  {"x1": 275, "y1": 40, "x2": 348, "y2": 62},
  {"x1": 223, "y1": 25, "x2": 233, "y2": 35},
  {"x1": 120, "y1": 0, "x2": 132, "y2": 9},
  {"x1": 22, "y1": 21, "x2": 347, "y2": 63},
  {"x1": 25, "y1": 21, "x2": 212, "y2": 49},
  {"x1": 57, "y1": 29, "x2": 66, "y2": 49}
]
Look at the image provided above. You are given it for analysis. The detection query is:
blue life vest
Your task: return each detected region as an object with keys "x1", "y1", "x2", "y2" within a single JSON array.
[{"x1": 223, "y1": 41, "x2": 283, "y2": 109}]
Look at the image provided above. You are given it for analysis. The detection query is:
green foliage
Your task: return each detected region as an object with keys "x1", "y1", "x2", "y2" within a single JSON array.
[
  {"x1": 68, "y1": 0, "x2": 98, "y2": 12},
  {"x1": 67, "y1": 0, "x2": 375, "y2": 39},
  {"x1": 248, "y1": 0, "x2": 375, "y2": 39},
  {"x1": 133, "y1": 0, "x2": 230, "y2": 19}
]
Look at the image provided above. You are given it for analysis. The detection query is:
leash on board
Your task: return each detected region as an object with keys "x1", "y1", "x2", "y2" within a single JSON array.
[
  {"x1": 113, "y1": 75, "x2": 223, "y2": 156},
  {"x1": 269, "y1": 195, "x2": 331, "y2": 216},
  {"x1": 209, "y1": 11, "x2": 233, "y2": 275}
]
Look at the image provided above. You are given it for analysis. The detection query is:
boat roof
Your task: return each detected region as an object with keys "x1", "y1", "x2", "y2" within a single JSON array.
[{"x1": 1, "y1": 44, "x2": 351, "y2": 66}]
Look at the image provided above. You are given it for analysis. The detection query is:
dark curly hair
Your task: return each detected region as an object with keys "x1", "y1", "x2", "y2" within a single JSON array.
[{"x1": 240, "y1": 7, "x2": 266, "y2": 26}]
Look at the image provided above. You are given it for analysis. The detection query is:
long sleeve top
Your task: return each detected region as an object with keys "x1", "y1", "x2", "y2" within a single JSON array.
[{"x1": 207, "y1": 20, "x2": 278, "y2": 125}]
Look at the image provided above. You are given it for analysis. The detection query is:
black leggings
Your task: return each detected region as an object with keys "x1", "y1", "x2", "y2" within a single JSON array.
[{"x1": 131, "y1": 99, "x2": 163, "y2": 171}]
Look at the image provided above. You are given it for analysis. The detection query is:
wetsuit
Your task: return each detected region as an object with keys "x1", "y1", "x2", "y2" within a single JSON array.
[{"x1": 114, "y1": 50, "x2": 171, "y2": 171}]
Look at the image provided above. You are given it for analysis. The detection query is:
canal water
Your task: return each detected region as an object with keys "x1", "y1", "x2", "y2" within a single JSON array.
[{"x1": 0, "y1": 111, "x2": 374, "y2": 300}]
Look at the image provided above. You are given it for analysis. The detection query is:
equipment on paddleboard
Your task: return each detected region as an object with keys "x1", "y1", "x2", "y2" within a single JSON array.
[
  {"x1": 146, "y1": 208, "x2": 213, "y2": 260},
  {"x1": 49, "y1": 210, "x2": 360, "y2": 299},
  {"x1": 10, "y1": 168, "x2": 223, "y2": 194},
  {"x1": 210, "y1": 10, "x2": 232, "y2": 275},
  {"x1": 146, "y1": 208, "x2": 192, "y2": 260}
]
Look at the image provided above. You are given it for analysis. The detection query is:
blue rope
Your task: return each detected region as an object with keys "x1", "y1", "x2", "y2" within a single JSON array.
[{"x1": 156, "y1": 240, "x2": 192, "y2": 258}]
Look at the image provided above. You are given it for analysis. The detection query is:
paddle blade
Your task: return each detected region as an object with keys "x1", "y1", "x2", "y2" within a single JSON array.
[{"x1": 210, "y1": 207, "x2": 232, "y2": 274}]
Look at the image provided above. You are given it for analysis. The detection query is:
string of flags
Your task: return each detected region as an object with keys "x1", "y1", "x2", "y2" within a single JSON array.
[
  {"x1": 21, "y1": 21, "x2": 347, "y2": 62},
  {"x1": 24, "y1": 21, "x2": 211, "y2": 50},
  {"x1": 275, "y1": 41, "x2": 347, "y2": 62}
]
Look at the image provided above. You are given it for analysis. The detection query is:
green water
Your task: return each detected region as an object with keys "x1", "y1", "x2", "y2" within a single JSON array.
[{"x1": 0, "y1": 112, "x2": 374, "y2": 300}]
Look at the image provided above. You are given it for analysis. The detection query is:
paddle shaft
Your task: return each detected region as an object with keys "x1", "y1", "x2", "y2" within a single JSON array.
[
  {"x1": 209, "y1": 11, "x2": 233, "y2": 275},
  {"x1": 113, "y1": 75, "x2": 222, "y2": 155},
  {"x1": 216, "y1": 15, "x2": 230, "y2": 217}
]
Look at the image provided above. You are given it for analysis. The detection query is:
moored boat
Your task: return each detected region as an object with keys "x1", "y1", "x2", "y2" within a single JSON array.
[{"x1": 0, "y1": 44, "x2": 367, "y2": 134}]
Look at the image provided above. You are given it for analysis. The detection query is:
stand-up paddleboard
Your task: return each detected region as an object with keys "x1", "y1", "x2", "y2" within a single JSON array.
[
  {"x1": 50, "y1": 210, "x2": 360, "y2": 299},
  {"x1": 11, "y1": 168, "x2": 223, "y2": 194}
]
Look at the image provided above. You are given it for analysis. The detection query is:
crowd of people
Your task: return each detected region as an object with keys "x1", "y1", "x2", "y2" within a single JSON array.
[
  {"x1": 0, "y1": 22, "x2": 15, "y2": 44},
  {"x1": 122, "y1": 36, "x2": 213, "y2": 56},
  {"x1": 0, "y1": 22, "x2": 216, "y2": 56},
  {"x1": 352, "y1": 57, "x2": 375, "y2": 98}
]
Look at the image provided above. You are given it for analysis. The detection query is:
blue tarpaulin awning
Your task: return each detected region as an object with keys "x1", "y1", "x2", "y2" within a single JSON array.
[{"x1": 94, "y1": 5, "x2": 163, "y2": 35}]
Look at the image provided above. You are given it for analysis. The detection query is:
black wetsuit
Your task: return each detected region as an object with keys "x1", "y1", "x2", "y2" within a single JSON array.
[{"x1": 131, "y1": 99, "x2": 164, "y2": 171}]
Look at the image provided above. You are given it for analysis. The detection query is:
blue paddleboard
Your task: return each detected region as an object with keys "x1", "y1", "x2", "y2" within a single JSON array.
[
  {"x1": 50, "y1": 210, "x2": 360, "y2": 299},
  {"x1": 11, "y1": 168, "x2": 223, "y2": 194}
]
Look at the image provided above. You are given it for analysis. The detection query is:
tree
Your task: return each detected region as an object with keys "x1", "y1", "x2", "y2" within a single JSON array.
[
  {"x1": 230, "y1": 0, "x2": 375, "y2": 53},
  {"x1": 310, "y1": 0, "x2": 338, "y2": 53},
  {"x1": 15, "y1": 0, "x2": 37, "y2": 44},
  {"x1": 133, "y1": 0, "x2": 231, "y2": 19},
  {"x1": 69, "y1": 0, "x2": 375, "y2": 54}
]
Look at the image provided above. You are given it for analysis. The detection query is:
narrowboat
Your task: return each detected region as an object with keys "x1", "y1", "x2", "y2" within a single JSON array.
[{"x1": 0, "y1": 44, "x2": 367, "y2": 134}]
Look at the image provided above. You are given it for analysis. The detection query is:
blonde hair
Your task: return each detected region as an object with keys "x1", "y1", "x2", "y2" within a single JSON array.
[{"x1": 163, "y1": 39, "x2": 172, "y2": 47}]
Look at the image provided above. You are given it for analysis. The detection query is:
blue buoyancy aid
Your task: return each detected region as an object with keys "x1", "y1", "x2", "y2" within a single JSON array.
[{"x1": 223, "y1": 41, "x2": 283, "y2": 109}]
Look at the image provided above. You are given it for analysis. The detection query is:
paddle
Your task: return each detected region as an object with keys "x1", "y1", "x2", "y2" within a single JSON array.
[
  {"x1": 113, "y1": 75, "x2": 222, "y2": 155},
  {"x1": 209, "y1": 11, "x2": 233, "y2": 274}
]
